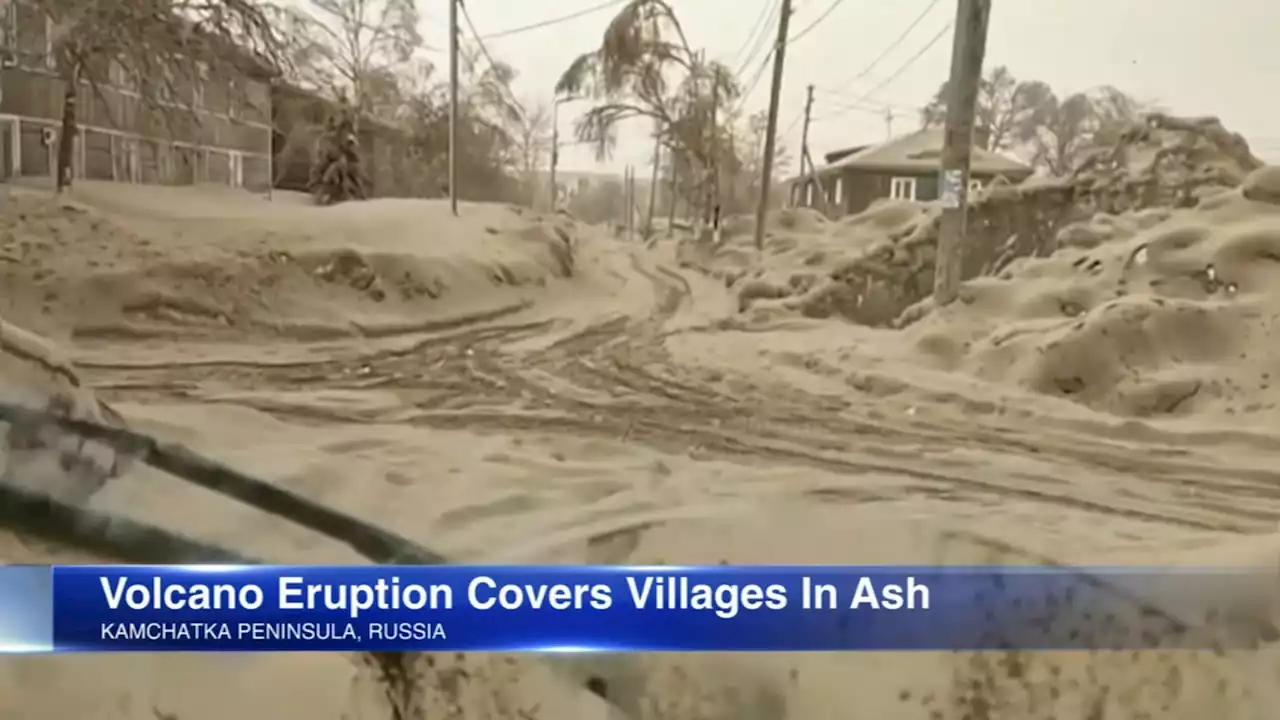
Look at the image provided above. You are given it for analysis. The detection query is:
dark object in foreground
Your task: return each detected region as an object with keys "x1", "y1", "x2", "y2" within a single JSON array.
[{"x1": 0, "y1": 401, "x2": 615, "y2": 718}]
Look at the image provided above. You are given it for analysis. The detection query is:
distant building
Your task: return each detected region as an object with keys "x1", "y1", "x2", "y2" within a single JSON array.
[
  {"x1": 788, "y1": 127, "x2": 1033, "y2": 217},
  {"x1": 0, "y1": 1, "x2": 417, "y2": 196},
  {"x1": 0, "y1": 0, "x2": 275, "y2": 189}
]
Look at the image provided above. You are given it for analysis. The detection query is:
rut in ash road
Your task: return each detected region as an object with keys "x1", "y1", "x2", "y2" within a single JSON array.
[{"x1": 78, "y1": 250, "x2": 1280, "y2": 536}]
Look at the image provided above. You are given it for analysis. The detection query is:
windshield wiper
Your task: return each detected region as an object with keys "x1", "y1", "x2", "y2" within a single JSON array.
[{"x1": 0, "y1": 400, "x2": 618, "y2": 720}]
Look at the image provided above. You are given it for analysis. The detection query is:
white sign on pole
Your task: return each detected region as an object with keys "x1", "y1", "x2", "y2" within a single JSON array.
[{"x1": 939, "y1": 168, "x2": 964, "y2": 208}]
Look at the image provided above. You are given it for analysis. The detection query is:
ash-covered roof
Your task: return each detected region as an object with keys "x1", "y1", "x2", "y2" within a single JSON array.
[{"x1": 814, "y1": 128, "x2": 1032, "y2": 178}]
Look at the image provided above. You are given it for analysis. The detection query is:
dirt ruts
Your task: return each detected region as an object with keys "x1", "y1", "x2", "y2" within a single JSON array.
[{"x1": 75, "y1": 250, "x2": 1280, "y2": 537}]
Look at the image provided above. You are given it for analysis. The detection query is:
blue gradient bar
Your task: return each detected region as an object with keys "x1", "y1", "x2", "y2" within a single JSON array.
[
  {"x1": 0, "y1": 566, "x2": 53, "y2": 652},
  {"x1": 42, "y1": 565, "x2": 1262, "y2": 652}
]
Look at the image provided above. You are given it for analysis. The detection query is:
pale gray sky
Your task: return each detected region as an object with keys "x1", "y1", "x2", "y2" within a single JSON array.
[{"x1": 421, "y1": 0, "x2": 1280, "y2": 173}]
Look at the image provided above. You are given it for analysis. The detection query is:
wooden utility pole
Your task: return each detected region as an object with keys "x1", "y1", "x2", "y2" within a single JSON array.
[
  {"x1": 932, "y1": 0, "x2": 991, "y2": 305},
  {"x1": 645, "y1": 122, "x2": 660, "y2": 237},
  {"x1": 549, "y1": 100, "x2": 559, "y2": 211},
  {"x1": 752, "y1": 0, "x2": 792, "y2": 251},
  {"x1": 799, "y1": 83, "x2": 828, "y2": 216},
  {"x1": 709, "y1": 64, "x2": 720, "y2": 232},
  {"x1": 448, "y1": 0, "x2": 460, "y2": 215},
  {"x1": 623, "y1": 165, "x2": 632, "y2": 240}
]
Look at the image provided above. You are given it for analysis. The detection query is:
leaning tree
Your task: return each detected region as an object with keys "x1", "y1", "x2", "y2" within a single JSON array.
[{"x1": 556, "y1": 0, "x2": 739, "y2": 232}]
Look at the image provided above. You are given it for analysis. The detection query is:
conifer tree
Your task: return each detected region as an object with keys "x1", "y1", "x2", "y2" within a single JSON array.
[{"x1": 309, "y1": 98, "x2": 368, "y2": 205}]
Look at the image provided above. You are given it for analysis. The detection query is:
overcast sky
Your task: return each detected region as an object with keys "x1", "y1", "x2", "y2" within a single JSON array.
[{"x1": 420, "y1": 0, "x2": 1280, "y2": 173}]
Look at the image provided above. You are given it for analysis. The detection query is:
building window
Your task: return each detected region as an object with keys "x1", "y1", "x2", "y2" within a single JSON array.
[
  {"x1": 110, "y1": 60, "x2": 139, "y2": 95},
  {"x1": 805, "y1": 182, "x2": 814, "y2": 206},
  {"x1": 0, "y1": 0, "x2": 14, "y2": 52},
  {"x1": 192, "y1": 64, "x2": 208, "y2": 108},
  {"x1": 890, "y1": 176, "x2": 917, "y2": 201},
  {"x1": 228, "y1": 150, "x2": 243, "y2": 188},
  {"x1": 834, "y1": 177, "x2": 844, "y2": 204}
]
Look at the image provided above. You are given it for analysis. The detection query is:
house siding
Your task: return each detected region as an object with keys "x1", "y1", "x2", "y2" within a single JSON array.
[
  {"x1": 793, "y1": 168, "x2": 1013, "y2": 217},
  {"x1": 0, "y1": 0, "x2": 273, "y2": 190}
]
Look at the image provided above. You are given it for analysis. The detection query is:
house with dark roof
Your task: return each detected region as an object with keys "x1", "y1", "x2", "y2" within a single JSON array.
[{"x1": 788, "y1": 127, "x2": 1034, "y2": 217}]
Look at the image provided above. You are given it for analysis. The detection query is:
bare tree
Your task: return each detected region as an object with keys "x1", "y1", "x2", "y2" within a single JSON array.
[
  {"x1": 33, "y1": 0, "x2": 284, "y2": 192},
  {"x1": 725, "y1": 109, "x2": 788, "y2": 214},
  {"x1": 286, "y1": 0, "x2": 422, "y2": 117},
  {"x1": 921, "y1": 65, "x2": 1055, "y2": 153},
  {"x1": 1018, "y1": 92, "x2": 1103, "y2": 175},
  {"x1": 510, "y1": 99, "x2": 551, "y2": 207},
  {"x1": 922, "y1": 67, "x2": 1152, "y2": 174},
  {"x1": 383, "y1": 44, "x2": 526, "y2": 202}
]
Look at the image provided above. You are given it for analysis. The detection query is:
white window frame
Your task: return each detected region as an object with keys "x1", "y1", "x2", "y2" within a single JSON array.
[
  {"x1": 227, "y1": 80, "x2": 242, "y2": 120},
  {"x1": 109, "y1": 59, "x2": 140, "y2": 96},
  {"x1": 0, "y1": 115, "x2": 19, "y2": 178},
  {"x1": 192, "y1": 62, "x2": 208, "y2": 108},
  {"x1": 834, "y1": 176, "x2": 844, "y2": 204},
  {"x1": 889, "y1": 176, "x2": 917, "y2": 201},
  {"x1": 228, "y1": 150, "x2": 243, "y2": 188},
  {"x1": 111, "y1": 135, "x2": 140, "y2": 183},
  {"x1": 0, "y1": 0, "x2": 15, "y2": 52}
]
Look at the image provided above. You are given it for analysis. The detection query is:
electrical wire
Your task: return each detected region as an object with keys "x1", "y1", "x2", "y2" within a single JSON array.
[
  {"x1": 827, "y1": 0, "x2": 942, "y2": 92},
  {"x1": 738, "y1": 44, "x2": 775, "y2": 101},
  {"x1": 786, "y1": 0, "x2": 847, "y2": 46},
  {"x1": 841, "y1": 19, "x2": 952, "y2": 107},
  {"x1": 729, "y1": 0, "x2": 775, "y2": 70},
  {"x1": 781, "y1": 109, "x2": 804, "y2": 136},
  {"x1": 733, "y1": 1, "x2": 780, "y2": 80},
  {"x1": 478, "y1": 0, "x2": 630, "y2": 40},
  {"x1": 458, "y1": 3, "x2": 527, "y2": 114}
]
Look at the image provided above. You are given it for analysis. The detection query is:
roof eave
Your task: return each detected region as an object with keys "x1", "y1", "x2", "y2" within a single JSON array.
[{"x1": 815, "y1": 162, "x2": 1033, "y2": 177}]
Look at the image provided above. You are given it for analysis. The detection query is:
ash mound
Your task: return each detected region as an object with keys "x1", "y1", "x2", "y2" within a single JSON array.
[
  {"x1": 682, "y1": 113, "x2": 1262, "y2": 328},
  {"x1": 0, "y1": 183, "x2": 581, "y2": 340},
  {"x1": 681, "y1": 114, "x2": 1280, "y2": 420},
  {"x1": 901, "y1": 167, "x2": 1280, "y2": 419}
]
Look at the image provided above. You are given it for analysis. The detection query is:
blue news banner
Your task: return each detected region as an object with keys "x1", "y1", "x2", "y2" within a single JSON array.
[{"x1": 0, "y1": 565, "x2": 1258, "y2": 652}]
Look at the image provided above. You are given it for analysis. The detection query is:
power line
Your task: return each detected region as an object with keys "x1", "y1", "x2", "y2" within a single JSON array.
[
  {"x1": 738, "y1": 0, "x2": 848, "y2": 106},
  {"x1": 831, "y1": 19, "x2": 952, "y2": 115},
  {"x1": 828, "y1": 0, "x2": 942, "y2": 91},
  {"x1": 458, "y1": 2, "x2": 526, "y2": 114},
  {"x1": 823, "y1": 100, "x2": 890, "y2": 116},
  {"x1": 478, "y1": 0, "x2": 629, "y2": 40},
  {"x1": 781, "y1": 108, "x2": 804, "y2": 136},
  {"x1": 854, "y1": 20, "x2": 952, "y2": 102},
  {"x1": 815, "y1": 87, "x2": 912, "y2": 112},
  {"x1": 786, "y1": 0, "x2": 847, "y2": 46},
  {"x1": 739, "y1": 44, "x2": 775, "y2": 101},
  {"x1": 459, "y1": 4, "x2": 500, "y2": 69},
  {"x1": 734, "y1": 1, "x2": 780, "y2": 79},
  {"x1": 730, "y1": 0, "x2": 775, "y2": 69}
]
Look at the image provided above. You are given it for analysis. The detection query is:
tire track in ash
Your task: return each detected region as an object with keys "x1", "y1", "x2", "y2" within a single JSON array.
[
  {"x1": 81, "y1": 249, "x2": 1280, "y2": 533},
  {"x1": 372, "y1": 254, "x2": 1271, "y2": 531},
  {"x1": 458, "y1": 252, "x2": 1280, "y2": 532}
]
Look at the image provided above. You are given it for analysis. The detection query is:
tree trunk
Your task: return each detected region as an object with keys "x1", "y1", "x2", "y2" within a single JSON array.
[
  {"x1": 665, "y1": 159, "x2": 678, "y2": 237},
  {"x1": 55, "y1": 60, "x2": 80, "y2": 193}
]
